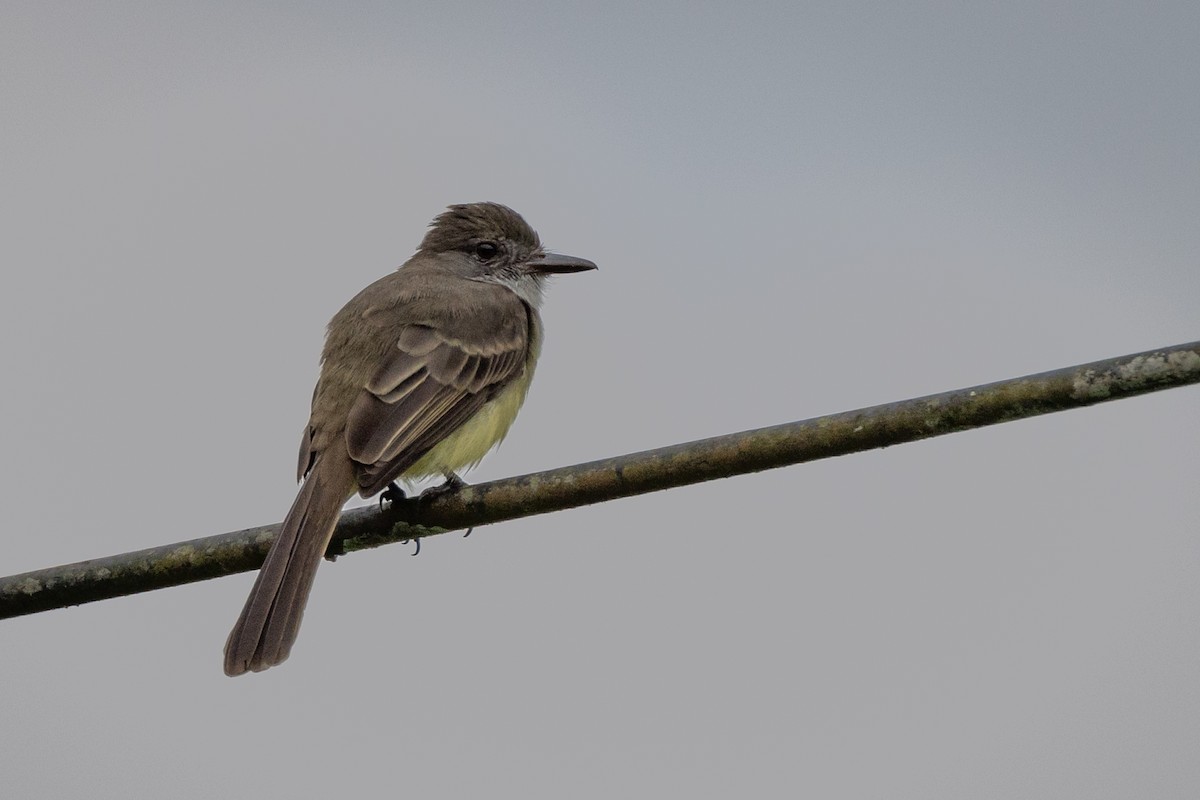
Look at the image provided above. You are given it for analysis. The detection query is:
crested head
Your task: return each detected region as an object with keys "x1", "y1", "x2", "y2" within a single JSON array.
[
  {"x1": 418, "y1": 202, "x2": 541, "y2": 256},
  {"x1": 410, "y1": 202, "x2": 597, "y2": 309}
]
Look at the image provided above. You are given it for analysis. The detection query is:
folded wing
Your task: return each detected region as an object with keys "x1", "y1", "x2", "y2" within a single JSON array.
[{"x1": 344, "y1": 311, "x2": 530, "y2": 496}]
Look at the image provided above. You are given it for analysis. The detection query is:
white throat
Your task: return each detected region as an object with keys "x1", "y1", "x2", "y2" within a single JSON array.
[{"x1": 490, "y1": 272, "x2": 546, "y2": 308}]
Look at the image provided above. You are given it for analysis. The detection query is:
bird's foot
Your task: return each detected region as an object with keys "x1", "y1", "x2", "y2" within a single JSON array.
[
  {"x1": 379, "y1": 481, "x2": 406, "y2": 511},
  {"x1": 417, "y1": 473, "x2": 474, "y2": 538},
  {"x1": 417, "y1": 471, "x2": 468, "y2": 502}
]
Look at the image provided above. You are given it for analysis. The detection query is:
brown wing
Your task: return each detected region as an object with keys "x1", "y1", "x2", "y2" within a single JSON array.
[{"x1": 344, "y1": 312, "x2": 530, "y2": 496}]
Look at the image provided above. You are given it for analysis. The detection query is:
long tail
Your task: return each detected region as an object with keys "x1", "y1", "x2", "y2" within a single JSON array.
[{"x1": 224, "y1": 453, "x2": 357, "y2": 676}]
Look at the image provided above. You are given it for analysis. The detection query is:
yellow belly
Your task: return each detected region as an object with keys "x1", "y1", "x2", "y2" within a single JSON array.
[{"x1": 401, "y1": 360, "x2": 537, "y2": 480}]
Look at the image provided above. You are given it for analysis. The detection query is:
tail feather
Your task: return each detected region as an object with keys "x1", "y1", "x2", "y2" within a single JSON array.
[{"x1": 224, "y1": 454, "x2": 356, "y2": 676}]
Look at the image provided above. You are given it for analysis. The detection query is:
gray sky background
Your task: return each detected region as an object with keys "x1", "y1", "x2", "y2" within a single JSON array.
[{"x1": 2, "y1": 2, "x2": 1198, "y2": 797}]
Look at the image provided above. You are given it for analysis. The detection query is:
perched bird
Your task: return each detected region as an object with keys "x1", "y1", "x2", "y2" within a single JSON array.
[{"x1": 224, "y1": 203, "x2": 596, "y2": 675}]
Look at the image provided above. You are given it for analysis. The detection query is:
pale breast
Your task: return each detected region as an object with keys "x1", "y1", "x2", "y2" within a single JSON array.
[{"x1": 401, "y1": 317, "x2": 543, "y2": 480}]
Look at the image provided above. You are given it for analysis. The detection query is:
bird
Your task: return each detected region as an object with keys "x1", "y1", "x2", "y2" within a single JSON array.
[{"x1": 224, "y1": 202, "x2": 596, "y2": 675}]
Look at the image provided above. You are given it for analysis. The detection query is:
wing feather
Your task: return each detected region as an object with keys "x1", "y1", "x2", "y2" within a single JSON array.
[{"x1": 344, "y1": 303, "x2": 530, "y2": 496}]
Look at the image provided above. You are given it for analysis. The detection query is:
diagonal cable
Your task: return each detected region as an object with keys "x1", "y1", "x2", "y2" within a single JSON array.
[{"x1": 2, "y1": 340, "x2": 1197, "y2": 620}]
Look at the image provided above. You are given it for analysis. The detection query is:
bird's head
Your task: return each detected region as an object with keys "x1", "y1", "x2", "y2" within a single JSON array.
[{"x1": 418, "y1": 202, "x2": 596, "y2": 305}]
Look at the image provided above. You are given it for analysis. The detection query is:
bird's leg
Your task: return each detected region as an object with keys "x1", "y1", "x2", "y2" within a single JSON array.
[
  {"x1": 417, "y1": 472, "x2": 475, "y2": 537},
  {"x1": 379, "y1": 481, "x2": 406, "y2": 511},
  {"x1": 378, "y1": 483, "x2": 422, "y2": 554},
  {"x1": 417, "y1": 471, "x2": 468, "y2": 501},
  {"x1": 442, "y1": 470, "x2": 468, "y2": 490}
]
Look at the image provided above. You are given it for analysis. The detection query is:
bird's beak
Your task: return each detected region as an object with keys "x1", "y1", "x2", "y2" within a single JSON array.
[{"x1": 526, "y1": 252, "x2": 598, "y2": 274}]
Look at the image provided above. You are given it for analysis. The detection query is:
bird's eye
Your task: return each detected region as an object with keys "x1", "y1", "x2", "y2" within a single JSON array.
[{"x1": 474, "y1": 241, "x2": 499, "y2": 260}]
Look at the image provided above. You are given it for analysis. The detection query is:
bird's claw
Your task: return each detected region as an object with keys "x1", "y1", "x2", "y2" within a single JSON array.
[
  {"x1": 417, "y1": 471, "x2": 468, "y2": 503},
  {"x1": 380, "y1": 481, "x2": 406, "y2": 511}
]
